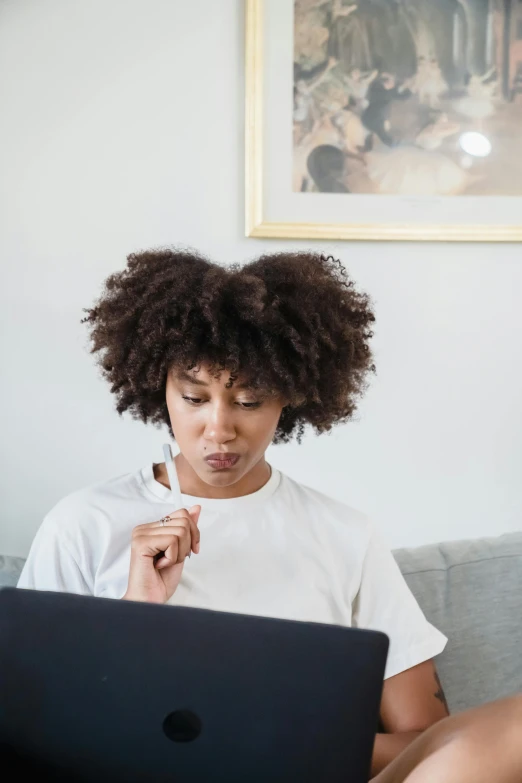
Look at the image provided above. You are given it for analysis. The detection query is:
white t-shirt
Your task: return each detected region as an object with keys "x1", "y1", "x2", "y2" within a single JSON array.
[{"x1": 18, "y1": 464, "x2": 447, "y2": 679}]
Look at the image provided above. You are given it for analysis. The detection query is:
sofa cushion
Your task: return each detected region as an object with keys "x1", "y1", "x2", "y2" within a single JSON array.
[{"x1": 394, "y1": 532, "x2": 522, "y2": 713}]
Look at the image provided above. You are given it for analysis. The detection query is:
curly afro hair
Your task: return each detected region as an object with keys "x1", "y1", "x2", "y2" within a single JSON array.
[{"x1": 82, "y1": 248, "x2": 375, "y2": 444}]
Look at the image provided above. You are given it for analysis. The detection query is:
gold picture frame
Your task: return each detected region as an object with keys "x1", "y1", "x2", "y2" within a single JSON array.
[{"x1": 245, "y1": 0, "x2": 522, "y2": 242}]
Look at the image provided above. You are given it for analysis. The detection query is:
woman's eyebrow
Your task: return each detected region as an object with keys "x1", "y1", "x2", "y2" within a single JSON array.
[
  {"x1": 175, "y1": 370, "x2": 208, "y2": 386},
  {"x1": 174, "y1": 369, "x2": 258, "y2": 391}
]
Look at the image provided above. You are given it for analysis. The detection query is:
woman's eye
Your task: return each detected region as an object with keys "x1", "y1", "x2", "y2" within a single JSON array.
[
  {"x1": 182, "y1": 396, "x2": 261, "y2": 409},
  {"x1": 182, "y1": 396, "x2": 204, "y2": 405}
]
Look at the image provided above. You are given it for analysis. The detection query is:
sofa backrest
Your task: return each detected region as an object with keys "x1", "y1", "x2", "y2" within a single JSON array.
[
  {"x1": 3, "y1": 532, "x2": 522, "y2": 713},
  {"x1": 0, "y1": 555, "x2": 25, "y2": 588},
  {"x1": 394, "y1": 532, "x2": 522, "y2": 713}
]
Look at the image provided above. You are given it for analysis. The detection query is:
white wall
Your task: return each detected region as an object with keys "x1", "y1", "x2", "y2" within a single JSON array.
[{"x1": 1, "y1": 0, "x2": 521, "y2": 558}]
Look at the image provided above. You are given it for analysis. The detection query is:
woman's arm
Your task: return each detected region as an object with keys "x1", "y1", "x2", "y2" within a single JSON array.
[{"x1": 371, "y1": 660, "x2": 449, "y2": 777}]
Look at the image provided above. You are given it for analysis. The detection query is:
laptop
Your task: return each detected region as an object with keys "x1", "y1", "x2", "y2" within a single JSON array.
[{"x1": 0, "y1": 588, "x2": 388, "y2": 782}]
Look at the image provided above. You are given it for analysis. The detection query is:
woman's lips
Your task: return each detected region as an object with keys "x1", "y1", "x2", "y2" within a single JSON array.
[{"x1": 204, "y1": 454, "x2": 240, "y2": 470}]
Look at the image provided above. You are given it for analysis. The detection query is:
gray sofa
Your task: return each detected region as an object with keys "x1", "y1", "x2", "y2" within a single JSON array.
[{"x1": 2, "y1": 532, "x2": 521, "y2": 713}]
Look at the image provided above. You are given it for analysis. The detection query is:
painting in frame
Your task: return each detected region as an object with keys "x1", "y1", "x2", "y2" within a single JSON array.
[{"x1": 245, "y1": 0, "x2": 522, "y2": 241}]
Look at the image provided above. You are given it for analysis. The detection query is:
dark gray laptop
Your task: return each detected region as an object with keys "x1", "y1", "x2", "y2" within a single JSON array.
[{"x1": 0, "y1": 588, "x2": 388, "y2": 782}]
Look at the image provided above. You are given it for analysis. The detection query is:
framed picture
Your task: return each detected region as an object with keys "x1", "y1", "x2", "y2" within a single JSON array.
[{"x1": 245, "y1": 0, "x2": 522, "y2": 241}]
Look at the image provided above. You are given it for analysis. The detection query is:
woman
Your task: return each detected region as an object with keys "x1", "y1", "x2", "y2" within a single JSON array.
[{"x1": 18, "y1": 249, "x2": 449, "y2": 776}]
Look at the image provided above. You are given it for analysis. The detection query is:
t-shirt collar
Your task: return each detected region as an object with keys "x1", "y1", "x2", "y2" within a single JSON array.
[{"x1": 140, "y1": 462, "x2": 281, "y2": 510}]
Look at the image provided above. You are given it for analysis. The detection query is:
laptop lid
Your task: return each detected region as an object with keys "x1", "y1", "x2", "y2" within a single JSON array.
[{"x1": 0, "y1": 588, "x2": 388, "y2": 783}]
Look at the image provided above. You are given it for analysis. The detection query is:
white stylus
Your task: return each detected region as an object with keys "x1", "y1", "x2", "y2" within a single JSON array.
[
  {"x1": 162, "y1": 442, "x2": 190, "y2": 560},
  {"x1": 162, "y1": 443, "x2": 182, "y2": 510},
  {"x1": 163, "y1": 443, "x2": 197, "y2": 560}
]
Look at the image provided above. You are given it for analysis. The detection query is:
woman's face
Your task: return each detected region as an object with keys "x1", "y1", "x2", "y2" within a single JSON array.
[{"x1": 166, "y1": 364, "x2": 284, "y2": 488}]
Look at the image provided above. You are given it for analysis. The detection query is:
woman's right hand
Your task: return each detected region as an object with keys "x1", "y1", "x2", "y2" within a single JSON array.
[{"x1": 123, "y1": 505, "x2": 201, "y2": 604}]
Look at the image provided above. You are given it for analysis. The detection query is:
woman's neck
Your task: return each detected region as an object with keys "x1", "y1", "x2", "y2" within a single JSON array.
[{"x1": 153, "y1": 453, "x2": 272, "y2": 500}]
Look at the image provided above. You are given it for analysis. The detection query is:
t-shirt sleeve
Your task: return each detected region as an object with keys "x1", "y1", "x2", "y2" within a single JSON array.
[
  {"x1": 17, "y1": 515, "x2": 92, "y2": 595},
  {"x1": 352, "y1": 525, "x2": 447, "y2": 680}
]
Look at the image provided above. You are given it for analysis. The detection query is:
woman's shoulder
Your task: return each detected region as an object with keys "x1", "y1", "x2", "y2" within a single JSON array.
[
  {"x1": 19, "y1": 468, "x2": 153, "y2": 593},
  {"x1": 42, "y1": 467, "x2": 150, "y2": 538}
]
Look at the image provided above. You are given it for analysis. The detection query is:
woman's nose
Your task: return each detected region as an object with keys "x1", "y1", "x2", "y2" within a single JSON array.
[{"x1": 203, "y1": 403, "x2": 236, "y2": 444}]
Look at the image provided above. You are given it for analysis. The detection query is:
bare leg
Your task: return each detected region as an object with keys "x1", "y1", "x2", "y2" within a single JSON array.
[{"x1": 373, "y1": 695, "x2": 522, "y2": 783}]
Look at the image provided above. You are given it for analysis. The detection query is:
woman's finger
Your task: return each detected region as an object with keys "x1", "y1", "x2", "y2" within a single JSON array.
[
  {"x1": 132, "y1": 528, "x2": 191, "y2": 559},
  {"x1": 188, "y1": 505, "x2": 202, "y2": 554},
  {"x1": 134, "y1": 509, "x2": 192, "y2": 531},
  {"x1": 166, "y1": 528, "x2": 192, "y2": 564},
  {"x1": 134, "y1": 523, "x2": 198, "y2": 554},
  {"x1": 145, "y1": 513, "x2": 200, "y2": 554}
]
